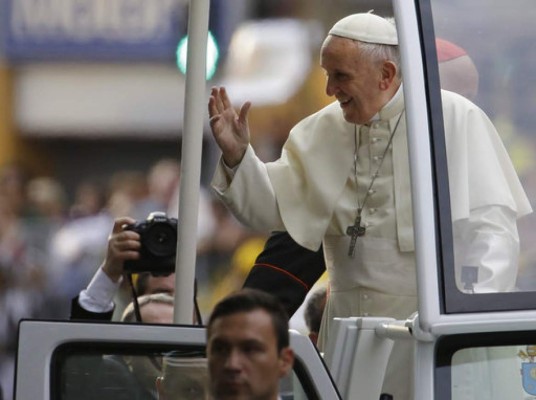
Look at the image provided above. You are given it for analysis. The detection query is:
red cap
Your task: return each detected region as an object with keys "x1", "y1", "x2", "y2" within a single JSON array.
[{"x1": 436, "y1": 38, "x2": 467, "y2": 62}]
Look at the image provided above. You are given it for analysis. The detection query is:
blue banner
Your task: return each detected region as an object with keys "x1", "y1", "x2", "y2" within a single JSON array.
[{"x1": 1, "y1": 0, "x2": 185, "y2": 61}]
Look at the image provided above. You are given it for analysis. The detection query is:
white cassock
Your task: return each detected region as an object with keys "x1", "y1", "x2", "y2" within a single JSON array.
[{"x1": 211, "y1": 86, "x2": 532, "y2": 399}]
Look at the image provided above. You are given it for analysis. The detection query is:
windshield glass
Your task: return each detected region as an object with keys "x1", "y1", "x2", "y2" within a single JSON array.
[
  {"x1": 429, "y1": 0, "x2": 536, "y2": 305},
  {"x1": 52, "y1": 343, "x2": 316, "y2": 400},
  {"x1": 435, "y1": 332, "x2": 536, "y2": 399}
]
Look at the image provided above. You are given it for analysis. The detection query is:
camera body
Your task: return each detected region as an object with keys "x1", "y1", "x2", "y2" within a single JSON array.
[{"x1": 123, "y1": 212, "x2": 178, "y2": 276}]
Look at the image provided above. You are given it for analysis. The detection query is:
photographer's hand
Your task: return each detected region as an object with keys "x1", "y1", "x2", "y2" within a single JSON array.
[{"x1": 101, "y1": 216, "x2": 141, "y2": 282}]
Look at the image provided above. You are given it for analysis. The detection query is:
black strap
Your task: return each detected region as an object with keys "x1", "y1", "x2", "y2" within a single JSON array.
[{"x1": 127, "y1": 273, "x2": 143, "y2": 323}]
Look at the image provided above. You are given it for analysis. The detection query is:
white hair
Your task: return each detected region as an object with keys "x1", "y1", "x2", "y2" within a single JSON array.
[{"x1": 121, "y1": 292, "x2": 174, "y2": 323}]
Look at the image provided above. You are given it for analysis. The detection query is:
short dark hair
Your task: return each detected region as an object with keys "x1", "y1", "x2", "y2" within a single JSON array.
[
  {"x1": 207, "y1": 288, "x2": 290, "y2": 351},
  {"x1": 304, "y1": 287, "x2": 327, "y2": 335}
]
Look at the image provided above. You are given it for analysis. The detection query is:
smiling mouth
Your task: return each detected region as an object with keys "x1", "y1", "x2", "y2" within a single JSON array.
[{"x1": 339, "y1": 98, "x2": 352, "y2": 108}]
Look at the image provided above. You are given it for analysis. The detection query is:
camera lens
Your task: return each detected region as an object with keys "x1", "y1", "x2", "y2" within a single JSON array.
[{"x1": 145, "y1": 222, "x2": 177, "y2": 257}]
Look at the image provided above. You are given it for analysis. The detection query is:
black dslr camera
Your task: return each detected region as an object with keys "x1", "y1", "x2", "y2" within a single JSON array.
[{"x1": 123, "y1": 212, "x2": 178, "y2": 276}]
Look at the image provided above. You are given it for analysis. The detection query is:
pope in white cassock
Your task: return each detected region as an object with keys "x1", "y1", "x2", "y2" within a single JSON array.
[{"x1": 208, "y1": 13, "x2": 532, "y2": 400}]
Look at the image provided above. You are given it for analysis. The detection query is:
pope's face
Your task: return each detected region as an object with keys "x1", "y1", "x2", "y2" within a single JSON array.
[
  {"x1": 320, "y1": 35, "x2": 387, "y2": 124},
  {"x1": 207, "y1": 309, "x2": 294, "y2": 400}
]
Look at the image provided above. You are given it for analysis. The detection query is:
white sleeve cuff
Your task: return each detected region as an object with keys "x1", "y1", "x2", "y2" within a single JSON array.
[{"x1": 78, "y1": 267, "x2": 122, "y2": 313}]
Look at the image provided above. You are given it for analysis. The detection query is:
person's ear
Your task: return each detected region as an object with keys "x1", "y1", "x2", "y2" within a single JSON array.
[
  {"x1": 379, "y1": 61, "x2": 397, "y2": 90},
  {"x1": 278, "y1": 347, "x2": 295, "y2": 377}
]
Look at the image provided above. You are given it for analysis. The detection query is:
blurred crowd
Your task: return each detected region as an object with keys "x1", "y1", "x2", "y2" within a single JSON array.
[{"x1": 0, "y1": 158, "x2": 266, "y2": 397}]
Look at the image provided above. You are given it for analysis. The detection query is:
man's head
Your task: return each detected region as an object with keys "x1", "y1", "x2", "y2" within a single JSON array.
[
  {"x1": 303, "y1": 287, "x2": 327, "y2": 346},
  {"x1": 320, "y1": 12, "x2": 401, "y2": 124},
  {"x1": 436, "y1": 38, "x2": 479, "y2": 100},
  {"x1": 156, "y1": 356, "x2": 209, "y2": 400},
  {"x1": 206, "y1": 289, "x2": 294, "y2": 400},
  {"x1": 121, "y1": 292, "x2": 174, "y2": 324}
]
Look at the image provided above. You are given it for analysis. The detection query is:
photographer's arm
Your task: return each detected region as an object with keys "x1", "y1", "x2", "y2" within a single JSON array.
[{"x1": 70, "y1": 217, "x2": 141, "y2": 320}]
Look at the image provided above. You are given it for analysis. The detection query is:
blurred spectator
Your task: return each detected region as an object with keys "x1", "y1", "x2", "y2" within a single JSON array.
[
  {"x1": 23, "y1": 177, "x2": 70, "y2": 322},
  {"x1": 0, "y1": 190, "x2": 44, "y2": 399},
  {"x1": 69, "y1": 179, "x2": 106, "y2": 219},
  {"x1": 0, "y1": 163, "x2": 31, "y2": 218},
  {"x1": 0, "y1": 164, "x2": 53, "y2": 399},
  {"x1": 106, "y1": 170, "x2": 148, "y2": 218},
  {"x1": 48, "y1": 213, "x2": 113, "y2": 313},
  {"x1": 26, "y1": 177, "x2": 68, "y2": 222},
  {"x1": 436, "y1": 37, "x2": 479, "y2": 101},
  {"x1": 135, "y1": 158, "x2": 180, "y2": 221}
]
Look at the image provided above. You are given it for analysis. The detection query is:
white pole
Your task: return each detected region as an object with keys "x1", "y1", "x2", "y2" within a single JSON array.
[{"x1": 174, "y1": 0, "x2": 210, "y2": 324}]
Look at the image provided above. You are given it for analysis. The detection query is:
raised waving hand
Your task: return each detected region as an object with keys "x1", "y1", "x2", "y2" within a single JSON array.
[{"x1": 208, "y1": 86, "x2": 251, "y2": 168}]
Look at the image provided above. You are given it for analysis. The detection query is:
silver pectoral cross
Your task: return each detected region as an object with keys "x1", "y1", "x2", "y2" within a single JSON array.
[{"x1": 346, "y1": 214, "x2": 366, "y2": 257}]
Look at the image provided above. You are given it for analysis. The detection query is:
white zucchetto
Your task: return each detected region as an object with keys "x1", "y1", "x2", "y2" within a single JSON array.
[{"x1": 329, "y1": 12, "x2": 398, "y2": 45}]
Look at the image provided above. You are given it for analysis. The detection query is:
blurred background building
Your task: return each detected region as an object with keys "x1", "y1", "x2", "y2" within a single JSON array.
[{"x1": 0, "y1": 0, "x2": 388, "y2": 192}]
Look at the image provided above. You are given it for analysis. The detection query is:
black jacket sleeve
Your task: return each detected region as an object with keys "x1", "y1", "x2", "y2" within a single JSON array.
[
  {"x1": 243, "y1": 231, "x2": 326, "y2": 317},
  {"x1": 70, "y1": 296, "x2": 115, "y2": 321}
]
